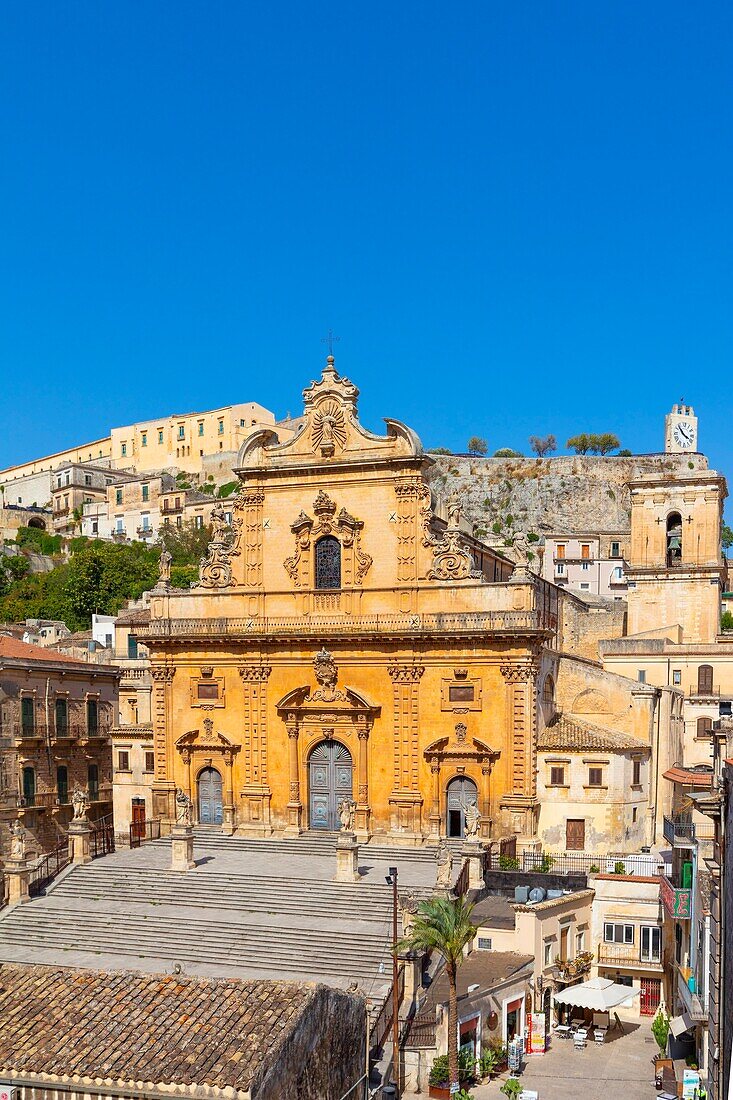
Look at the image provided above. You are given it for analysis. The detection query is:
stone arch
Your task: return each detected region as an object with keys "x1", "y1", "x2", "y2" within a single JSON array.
[{"x1": 27, "y1": 516, "x2": 45, "y2": 530}]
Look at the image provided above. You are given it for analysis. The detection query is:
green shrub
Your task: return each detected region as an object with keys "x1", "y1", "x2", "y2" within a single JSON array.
[
  {"x1": 217, "y1": 481, "x2": 239, "y2": 498},
  {"x1": 527, "y1": 532, "x2": 539, "y2": 542},
  {"x1": 429, "y1": 1051, "x2": 475, "y2": 1087},
  {"x1": 491, "y1": 521, "x2": 502, "y2": 534},
  {"x1": 15, "y1": 527, "x2": 62, "y2": 556},
  {"x1": 651, "y1": 1010, "x2": 670, "y2": 1055},
  {"x1": 498, "y1": 855, "x2": 520, "y2": 871},
  {"x1": 428, "y1": 446, "x2": 452, "y2": 455},
  {"x1": 613, "y1": 861, "x2": 627, "y2": 875},
  {"x1": 500, "y1": 1079, "x2": 523, "y2": 1099},
  {"x1": 721, "y1": 612, "x2": 733, "y2": 631},
  {"x1": 589, "y1": 864, "x2": 600, "y2": 873}
]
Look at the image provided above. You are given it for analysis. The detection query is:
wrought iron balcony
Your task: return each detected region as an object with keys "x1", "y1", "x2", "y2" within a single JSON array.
[
  {"x1": 663, "y1": 815, "x2": 716, "y2": 847},
  {"x1": 596, "y1": 943, "x2": 662, "y2": 969},
  {"x1": 688, "y1": 683, "x2": 720, "y2": 699}
]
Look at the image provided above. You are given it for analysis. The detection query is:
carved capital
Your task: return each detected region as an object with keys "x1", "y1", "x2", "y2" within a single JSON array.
[
  {"x1": 238, "y1": 665, "x2": 272, "y2": 682},
  {"x1": 500, "y1": 663, "x2": 538, "y2": 683},
  {"x1": 236, "y1": 488, "x2": 265, "y2": 509},
  {"x1": 388, "y1": 664, "x2": 425, "y2": 684},
  {"x1": 286, "y1": 725, "x2": 299, "y2": 740},
  {"x1": 151, "y1": 666, "x2": 176, "y2": 684}
]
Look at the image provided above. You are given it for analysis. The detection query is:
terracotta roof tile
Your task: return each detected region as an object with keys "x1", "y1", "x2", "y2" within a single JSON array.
[
  {"x1": 0, "y1": 964, "x2": 321, "y2": 1093},
  {"x1": 539, "y1": 714, "x2": 650, "y2": 753},
  {"x1": 0, "y1": 636, "x2": 87, "y2": 666}
]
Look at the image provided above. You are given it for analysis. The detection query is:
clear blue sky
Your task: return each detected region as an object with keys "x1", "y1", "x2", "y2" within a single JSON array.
[{"x1": 1, "y1": 3, "x2": 731, "y2": 474}]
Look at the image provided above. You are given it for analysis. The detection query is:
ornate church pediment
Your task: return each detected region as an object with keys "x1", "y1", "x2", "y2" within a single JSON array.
[
  {"x1": 275, "y1": 649, "x2": 380, "y2": 720},
  {"x1": 235, "y1": 356, "x2": 423, "y2": 471},
  {"x1": 424, "y1": 722, "x2": 500, "y2": 761},
  {"x1": 175, "y1": 718, "x2": 240, "y2": 760}
]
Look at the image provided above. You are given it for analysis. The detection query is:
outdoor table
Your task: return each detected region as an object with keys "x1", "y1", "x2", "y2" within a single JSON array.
[{"x1": 554, "y1": 1025, "x2": 571, "y2": 1039}]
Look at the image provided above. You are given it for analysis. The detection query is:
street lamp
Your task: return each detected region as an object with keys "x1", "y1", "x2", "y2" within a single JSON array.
[{"x1": 386, "y1": 866, "x2": 399, "y2": 1095}]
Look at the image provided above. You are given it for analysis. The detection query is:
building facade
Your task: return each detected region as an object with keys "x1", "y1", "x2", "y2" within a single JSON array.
[
  {"x1": 0, "y1": 637, "x2": 118, "y2": 860},
  {"x1": 138, "y1": 358, "x2": 581, "y2": 846},
  {"x1": 540, "y1": 532, "x2": 628, "y2": 598}
]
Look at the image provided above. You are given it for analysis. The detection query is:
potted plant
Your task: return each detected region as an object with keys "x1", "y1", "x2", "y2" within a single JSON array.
[
  {"x1": 428, "y1": 1052, "x2": 476, "y2": 1098},
  {"x1": 500, "y1": 1078, "x2": 523, "y2": 1099},
  {"x1": 479, "y1": 1047, "x2": 499, "y2": 1079}
]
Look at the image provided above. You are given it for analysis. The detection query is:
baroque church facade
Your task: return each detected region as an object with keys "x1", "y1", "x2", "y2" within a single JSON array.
[{"x1": 141, "y1": 357, "x2": 565, "y2": 846}]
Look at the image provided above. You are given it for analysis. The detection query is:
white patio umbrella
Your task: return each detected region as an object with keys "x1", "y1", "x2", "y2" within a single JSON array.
[{"x1": 552, "y1": 976, "x2": 641, "y2": 1011}]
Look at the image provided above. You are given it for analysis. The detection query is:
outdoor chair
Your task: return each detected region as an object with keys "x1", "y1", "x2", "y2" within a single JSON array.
[{"x1": 594, "y1": 1029, "x2": 606, "y2": 1044}]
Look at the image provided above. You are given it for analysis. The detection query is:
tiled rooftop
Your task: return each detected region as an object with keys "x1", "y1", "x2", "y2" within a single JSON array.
[{"x1": 539, "y1": 713, "x2": 649, "y2": 753}]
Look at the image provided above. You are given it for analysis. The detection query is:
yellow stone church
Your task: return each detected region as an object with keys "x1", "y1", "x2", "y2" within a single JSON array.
[{"x1": 141, "y1": 357, "x2": 568, "y2": 845}]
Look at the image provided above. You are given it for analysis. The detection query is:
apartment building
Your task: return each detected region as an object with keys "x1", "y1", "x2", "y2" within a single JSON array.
[
  {"x1": 110, "y1": 402, "x2": 295, "y2": 475},
  {"x1": 81, "y1": 472, "x2": 177, "y2": 542},
  {"x1": 51, "y1": 462, "x2": 130, "y2": 536},
  {"x1": 540, "y1": 532, "x2": 629, "y2": 598}
]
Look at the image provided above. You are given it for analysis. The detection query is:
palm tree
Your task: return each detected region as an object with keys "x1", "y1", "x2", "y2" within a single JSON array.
[{"x1": 396, "y1": 895, "x2": 477, "y2": 1091}]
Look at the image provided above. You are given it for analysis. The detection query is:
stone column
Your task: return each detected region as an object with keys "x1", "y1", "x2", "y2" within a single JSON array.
[
  {"x1": 222, "y1": 755, "x2": 235, "y2": 836},
  {"x1": 151, "y1": 664, "x2": 177, "y2": 825},
  {"x1": 498, "y1": 661, "x2": 540, "y2": 845},
  {"x1": 480, "y1": 758, "x2": 493, "y2": 839},
  {"x1": 428, "y1": 758, "x2": 442, "y2": 839},
  {"x1": 335, "y1": 831, "x2": 360, "y2": 882},
  {"x1": 68, "y1": 819, "x2": 92, "y2": 865},
  {"x1": 171, "y1": 823, "x2": 195, "y2": 871},
  {"x1": 284, "y1": 719, "x2": 303, "y2": 836},
  {"x1": 388, "y1": 663, "x2": 425, "y2": 843},
  {"x1": 4, "y1": 859, "x2": 31, "y2": 905},
  {"x1": 354, "y1": 725, "x2": 371, "y2": 842}
]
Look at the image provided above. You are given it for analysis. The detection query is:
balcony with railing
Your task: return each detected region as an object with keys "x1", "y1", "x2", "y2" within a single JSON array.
[
  {"x1": 136, "y1": 525, "x2": 154, "y2": 538},
  {"x1": 3, "y1": 721, "x2": 112, "y2": 744},
  {"x1": 596, "y1": 943, "x2": 663, "y2": 971},
  {"x1": 139, "y1": 608, "x2": 558, "y2": 641},
  {"x1": 677, "y1": 966, "x2": 706, "y2": 1022},
  {"x1": 688, "y1": 682, "x2": 720, "y2": 699},
  {"x1": 663, "y1": 815, "x2": 716, "y2": 847},
  {"x1": 660, "y1": 871, "x2": 692, "y2": 919}
]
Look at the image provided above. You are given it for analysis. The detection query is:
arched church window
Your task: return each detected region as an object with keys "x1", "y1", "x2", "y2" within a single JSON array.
[
  {"x1": 666, "y1": 512, "x2": 682, "y2": 566},
  {"x1": 542, "y1": 674, "x2": 555, "y2": 704},
  {"x1": 315, "y1": 535, "x2": 341, "y2": 590}
]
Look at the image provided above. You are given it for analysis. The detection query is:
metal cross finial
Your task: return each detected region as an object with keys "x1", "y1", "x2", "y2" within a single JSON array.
[{"x1": 322, "y1": 329, "x2": 340, "y2": 356}]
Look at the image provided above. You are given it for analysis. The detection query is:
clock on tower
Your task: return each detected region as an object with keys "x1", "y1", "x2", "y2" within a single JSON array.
[{"x1": 665, "y1": 401, "x2": 698, "y2": 453}]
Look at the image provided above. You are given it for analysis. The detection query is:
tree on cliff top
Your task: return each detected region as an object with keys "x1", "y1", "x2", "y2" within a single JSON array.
[
  {"x1": 467, "y1": 436, "x2": 488, "y2": 456},
  {"x1": 529, "y1": 434, "x2": 557, "y2": 457}
]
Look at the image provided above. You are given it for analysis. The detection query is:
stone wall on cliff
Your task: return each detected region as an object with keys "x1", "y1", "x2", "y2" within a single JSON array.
[{"x1": 427, "y1": 452, "x2": 709, "y2": 540}]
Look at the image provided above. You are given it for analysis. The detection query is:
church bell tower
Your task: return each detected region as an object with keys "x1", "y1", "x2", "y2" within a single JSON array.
[{"x1": 665, "y1": 401, "x2": 698, "y2": 453}]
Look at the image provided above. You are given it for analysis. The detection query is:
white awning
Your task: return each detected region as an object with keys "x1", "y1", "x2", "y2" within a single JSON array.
[
  {"x1": 670, "y1": 1011, "x2": 695, "y2": 1037},
  {"x1": 552, "y1": 977, "x2": 641, "y2": 1011}
]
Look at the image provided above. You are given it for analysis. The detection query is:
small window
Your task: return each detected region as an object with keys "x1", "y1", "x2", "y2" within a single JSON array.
[
  {"x1": 54, "y1": 698, "x2": 68, "y2": 736},
  {"x1": 449, "y1": 684, "x2": 474, "y2": 702},
  {"x1": 604, "y1": 923, "x2": 634, "y2": 944},
  {"x1": 86, "y1": 698, "x2": 99, "y2": 736},
  {"x1": 697, "y1": 716, "x2": 713, "y2": 739},
  {"x1": 632, "y1": 759, "x2": 641, "y2": 785},
  {"x1": 672, "y1": 669, "x2": 681, "y2": 686},
  {"x1": 194, "y1": 515, "x2": 204, "y2": 529},
  {"x1": 88, "y1": 763, "x2": 99, "y2": 800},
  {"x1": 556, "y1": 545, "x2": 566, "y2": 559},
  {"x1": 315, "y1": 535, "x2": 341, "y2": 590},
  {"x1": 581, "y1": 561, "x2": 590, "y2": 571},
  {"x1": 637, "y1": 670, "x2": 646, "y2": 683},
  {"x1": 218, "y1": 420, "x2": 224, "y2": 434},
  {"x1": 197, "y1": 683, "x2": 219, "y2": 700},
  {"x1": 118, "y1": 750, "x2": 130, "y2": 771},
  {"x1": 542, "y1": 675, "x2": 555, "y2": 703},
  {"x1": 581, "y1": 544, "x2": 590, "y2": 560},
  {"x1": 632, "y1": 807, "x2": 638, "y2": 823},
  {"x1": 556, "y1": 562, "x2": 565, "y2": 575},
  {"x1": 141, "y1": 432, "x2": 147, "y2": 447},
  {"x1": 128, "y1": 635, "x2": 139, "y2": 659},
  {"x1": 178, "y1": 425, "x2": 185, "y2": 440},
  {"x1": 57, "y1": 765, "x2": 69, "y2": 805},
  {"x1": 116, "y1": 489, "x2": 123, "y2": 505},
  {"x1": 588, "y1": 767, "x2": 603, "y2": 787},
  {"x1": 121, "y1": 443, "x2": 127, "y2": 457},
  {"x1": 477, "y1": 936, "x2": 493, "y2": 951},
  {"x1": 550, "y1": 766, "x2": 565, "y2": 786},
  {"x1": 575, "y1": 930, "x2": 585, "y2": 953},
  {"x1": 198, "y1": 421, "x2": 204, "y2": 436},
  {"x1": 84, "y1": 474, "x2": 92, "y2": 486},
  {"x1": 142, "y1": 484, "x2": 149, "y2": 502},
  {"x1": 145, "y1": 750, "x2": 155, "y2": 772},
  {"x1": 21, "y1": 696, "x2": 35, "y2": 736},
  {"x1": 543, "y1": 940, "x2": 553, "y2": 967},
  {"x1": 611, "y1": 541, "x2": 620, "y2": 558},
  {"x1": 612, "y1": 566, "x2": 624, "y2": 581},
  {"x1": 158, "y1": 429, "x2": 164, "y2": 444}
]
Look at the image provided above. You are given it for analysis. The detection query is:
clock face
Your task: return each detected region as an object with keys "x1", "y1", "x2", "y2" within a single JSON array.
[{"x1": 673, "y1": 420, "x2": 696, "y2": 449}]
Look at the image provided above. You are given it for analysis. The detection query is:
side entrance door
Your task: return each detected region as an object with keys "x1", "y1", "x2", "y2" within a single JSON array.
[
  {"x1": 309, "y1": 740, "x2": 353, "y2": 830},
  {"x1": 640, "y1": 977, "x2": 661, "y2": 1016},
  {"x1": 446, "y1": 776, "x2": 478, "y2": 838},
  {"x1": 131, "y1": 797, "x2": 146, "y2": 843},
  {"x1": 198, "y1": 767, "x2": 223, "y2": 825},
  {"x1": 566, "y1": 818, "x2": 586, "y2": 851}
]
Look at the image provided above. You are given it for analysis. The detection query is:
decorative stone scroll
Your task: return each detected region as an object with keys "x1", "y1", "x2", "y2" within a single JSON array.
[
  {"x1": 423, "y1": 491, "x2": 481, "y2": 582},
  {"x1": 196, "y1": 500, "x2": 243, "y2": 589},
  {"x1": 306, "y1": 648, "x2": 348, "y2": 703}
]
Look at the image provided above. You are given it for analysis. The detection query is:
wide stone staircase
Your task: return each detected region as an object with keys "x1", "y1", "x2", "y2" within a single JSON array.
[{"x1": 0, "y1": 832, "x2": 440, "y2": 992}]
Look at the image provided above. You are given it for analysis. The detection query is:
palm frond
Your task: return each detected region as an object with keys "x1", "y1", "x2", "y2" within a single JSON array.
[{"x1": 395, "y1": 895, "x2": 477, "y2": 965}]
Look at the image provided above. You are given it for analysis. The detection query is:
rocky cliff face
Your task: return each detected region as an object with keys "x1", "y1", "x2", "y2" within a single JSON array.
[{"x1": 427, "y1": 452, "x2": 709, "y2": 540}]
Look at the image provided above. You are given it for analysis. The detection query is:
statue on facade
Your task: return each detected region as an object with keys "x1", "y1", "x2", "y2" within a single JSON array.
[
  {"x1": 158, "y1": 546, "x2": 172, "y2": 586},
  {"x1": 462, "y1": 798, "x2": 482, "y2": 840},
  {"x1": 447, "y1": 494, "x2": 462, "y2": 529},
  {"x1": 512, "y1": 531, "x2": 532, "y2": 569},
  {"x1": 338, "y1": 798, "x2": 356, "y2": 832},
  {"x1": 9, "y1": 819, "x2": 26, "y2": 861},
  {"x1": 435, "y1": 840, "x2": 453, "y2": 891},
  {"x1": 175, "y1": 788, "x2": 193, "y2": 826},
  {"x1": 399, "y1": 889, "x2": 420, "y2": 935},
  {"x1": 72, "y1": 787, "x2": 89, "y2": 822}
]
